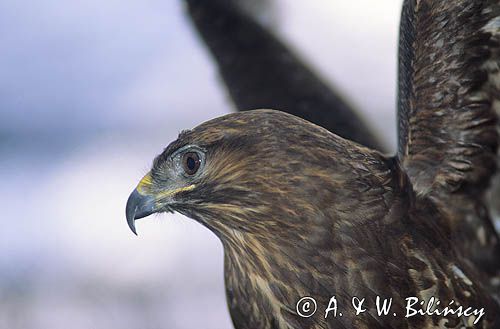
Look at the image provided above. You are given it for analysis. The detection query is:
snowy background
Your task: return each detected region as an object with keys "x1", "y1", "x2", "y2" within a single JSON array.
[{"x1": 0, "y1": 0, "x2": 402, "y2": 328}]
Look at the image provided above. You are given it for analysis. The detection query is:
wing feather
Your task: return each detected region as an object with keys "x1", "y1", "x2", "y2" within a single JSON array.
[
  {"x1": 399, "y1": 0, "x2": 499, "y2": 192},
  {"x1": 397, "y1": 0, "x2": 500, "y2": 274}
]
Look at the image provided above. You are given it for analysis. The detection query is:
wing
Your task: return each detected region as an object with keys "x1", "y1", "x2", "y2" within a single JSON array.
[
  {"x1": 397, "y1": 0, "x2": 500, "y2": 275},
  {"x1": 183, "y1": 0, "x2": 384, "y2": 151}
]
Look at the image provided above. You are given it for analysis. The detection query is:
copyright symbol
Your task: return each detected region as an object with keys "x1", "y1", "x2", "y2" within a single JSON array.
[{"x1": 296, "y1": 296, "x2": 317, "y2": 318}]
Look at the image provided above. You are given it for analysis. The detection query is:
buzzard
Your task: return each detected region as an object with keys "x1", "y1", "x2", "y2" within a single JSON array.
[{"x1": 126, "y1": 0, "x2": 500, "y2": 328}]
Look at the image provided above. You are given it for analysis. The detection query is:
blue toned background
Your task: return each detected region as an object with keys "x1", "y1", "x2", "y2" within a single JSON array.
[{"x1": 0, "y1": 0, "x2": 402, "y2": 328}]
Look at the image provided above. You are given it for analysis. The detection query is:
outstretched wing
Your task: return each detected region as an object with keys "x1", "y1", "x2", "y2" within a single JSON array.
[
  {"x1": 184, "y1": 0, "x2": 383, "y2": 150},
  {"x1": 397, "y1": 0, "x2": 500, "y2": 274}
]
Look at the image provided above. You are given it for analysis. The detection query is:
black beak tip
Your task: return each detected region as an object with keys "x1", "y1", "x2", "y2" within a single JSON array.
[
  {"x1": 126, "y1": 191, "x2": 139, "y2": 236},
  {"x1": 128, "y1": 218, "x2": 138, "y2": 236},
  {"x1": 126, "y1": 189, "x2": 156, "y2": 236}
]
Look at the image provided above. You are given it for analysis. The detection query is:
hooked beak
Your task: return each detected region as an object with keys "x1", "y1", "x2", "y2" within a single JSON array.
[
  {"x1": 125, "y1": 188, "x2": 156, "y2": 235},
  {"x1": 125, "y1": 173, "x2": 158, "y2": 236},
  {"x1": 125, "y1": 172, "x2": 196, "y2": 235}
]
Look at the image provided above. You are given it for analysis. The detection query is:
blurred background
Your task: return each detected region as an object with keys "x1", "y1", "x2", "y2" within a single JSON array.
[{"x1": 0, "y1": 0, "x2": 402, "y2": 328}]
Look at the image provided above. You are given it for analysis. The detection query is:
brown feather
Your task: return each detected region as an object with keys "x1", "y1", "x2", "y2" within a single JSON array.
[
  {"x1": 397, "y1": 0, "x2": 500, "y2": 277},
  {"x1": 149, "y1": 110, "x2": 500, "y2": 328}
]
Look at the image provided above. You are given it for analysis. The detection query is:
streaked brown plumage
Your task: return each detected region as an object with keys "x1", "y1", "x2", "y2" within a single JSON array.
[
  {"x1": 126, "y1": 0, "x2": 500, "y2": 328},
  {"x1": 398, "y1": 0, "x2": 500, "y2": 277}
]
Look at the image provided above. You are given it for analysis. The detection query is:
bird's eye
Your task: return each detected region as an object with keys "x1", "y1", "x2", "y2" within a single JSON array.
[{"x1": 182, "y1": 152, "x2": 201, "y2": 175}]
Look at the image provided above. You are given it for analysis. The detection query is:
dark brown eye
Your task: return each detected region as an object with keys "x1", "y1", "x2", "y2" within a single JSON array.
[{"x1": 182, "y1": 152, "x2": 201, "y2": 175}]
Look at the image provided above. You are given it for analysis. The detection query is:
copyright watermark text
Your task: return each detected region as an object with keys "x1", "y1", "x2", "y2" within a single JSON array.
[{"x1": 295, "y1": 296, "x2": 485, "y2": 325}]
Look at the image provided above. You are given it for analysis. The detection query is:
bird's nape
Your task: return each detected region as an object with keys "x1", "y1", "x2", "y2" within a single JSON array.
[
  {"x1": 126, "y1": 109, "x2": 500, "y2": 327},
  {"x1": 125, "y1": 109, "x2": 390, "y2": 238},
  {"x1": 124, "y1": 0, "x2": 500, "y2": 327}
]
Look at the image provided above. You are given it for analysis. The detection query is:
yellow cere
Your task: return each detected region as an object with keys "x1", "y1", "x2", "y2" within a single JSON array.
[
  {"x1": 136, "y1": 172, "x2": 196, "y2": 199},
  {"x1": 136, "y1": 173, "x2": 154, "y2": 194}
]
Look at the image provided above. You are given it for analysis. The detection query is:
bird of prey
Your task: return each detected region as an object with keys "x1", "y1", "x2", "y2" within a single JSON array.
[{"x1": 126, "y1": 0, "x2": 500, "y2": 328}]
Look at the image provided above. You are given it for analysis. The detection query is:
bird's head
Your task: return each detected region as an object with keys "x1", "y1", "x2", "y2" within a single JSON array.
[{"x1": 126, "y1": 109, "x2": 392, "y2": 245}]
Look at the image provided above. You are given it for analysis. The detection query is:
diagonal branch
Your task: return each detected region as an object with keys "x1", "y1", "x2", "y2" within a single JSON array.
[{"x1": 184, "y1": 0, "x2": 384, "y2": 151}]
